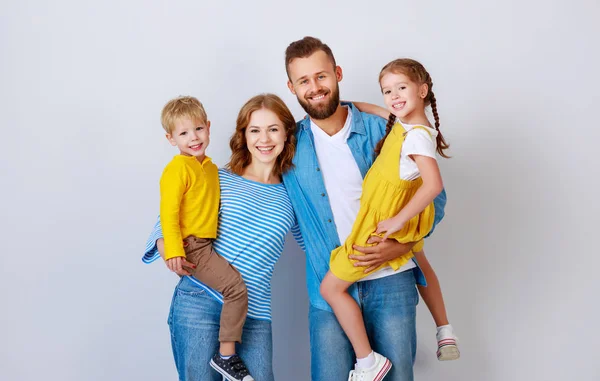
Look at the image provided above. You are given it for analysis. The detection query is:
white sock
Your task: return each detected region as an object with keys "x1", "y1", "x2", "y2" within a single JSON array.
[
  {"x1": 356, "y1": 351, "x2": 375, "y2": 370},
  {"x1": 436, "y1": 324, "x2": 455, "y2": 340}
]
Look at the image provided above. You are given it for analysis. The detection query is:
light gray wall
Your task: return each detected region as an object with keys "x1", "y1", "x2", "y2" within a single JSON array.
[{"x1": 1, "y1": 1, "x2": 598, "y2": 380}]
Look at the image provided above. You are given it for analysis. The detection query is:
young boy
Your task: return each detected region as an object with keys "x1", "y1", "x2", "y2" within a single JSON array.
[{"x1": 159, "y1": 96, "x2": 254, "y2": 381}]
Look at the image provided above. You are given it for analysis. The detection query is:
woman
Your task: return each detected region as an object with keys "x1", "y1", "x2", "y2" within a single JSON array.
[{"x1": 143, "y1": 94, "x2": 303, "y2": 381}]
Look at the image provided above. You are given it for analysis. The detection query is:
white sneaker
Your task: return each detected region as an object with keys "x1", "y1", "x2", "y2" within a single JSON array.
[
  {"x1": 436, "y1": 326, "x2": 460, "y2": 361},
  {"x1": 347, "y1": 352, "x2": 392, "y2": 381}
]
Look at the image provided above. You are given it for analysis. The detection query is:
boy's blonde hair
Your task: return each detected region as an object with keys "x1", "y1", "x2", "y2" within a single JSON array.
[{"x1": 160, "y1": 96, "x2": 208, "y2": 134}]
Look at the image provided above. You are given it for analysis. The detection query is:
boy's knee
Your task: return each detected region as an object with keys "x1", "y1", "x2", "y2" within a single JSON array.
[{"x1": 233, "y1": 278, "x2": 247, "y2": 298}]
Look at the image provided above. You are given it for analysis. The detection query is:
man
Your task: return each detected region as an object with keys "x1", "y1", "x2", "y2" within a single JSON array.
[{"x1": 282, "y1": 36, "x2": 445, "y2": 381}]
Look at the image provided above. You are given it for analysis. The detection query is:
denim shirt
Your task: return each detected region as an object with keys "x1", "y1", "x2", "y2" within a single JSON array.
[{"x1": 282, "y1": 102, "x2": 446, "y2": 312}]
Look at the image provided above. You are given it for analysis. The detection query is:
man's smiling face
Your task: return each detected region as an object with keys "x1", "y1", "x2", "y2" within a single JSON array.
[{"x1": 287, "y1": 50, "x2": 342, "y2": 120}]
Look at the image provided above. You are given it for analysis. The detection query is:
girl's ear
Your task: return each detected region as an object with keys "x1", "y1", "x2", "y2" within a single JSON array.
[{"x1": 420, "y1": 83, "x2": 429, "y2": 99}]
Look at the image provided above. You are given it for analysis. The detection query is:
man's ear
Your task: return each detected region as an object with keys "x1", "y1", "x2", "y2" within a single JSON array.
[
  {"x1": 166, "y1": 133, "x2": 176, "y2": 146},
  {"x1": 335, "y1": 66, "x2": 343, "y2": 82},
  {"x1": 287, "y1": 80, "x2": 296, "y2": 95}
]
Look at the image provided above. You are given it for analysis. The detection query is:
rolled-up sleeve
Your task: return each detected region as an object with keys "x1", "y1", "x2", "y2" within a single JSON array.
[{"x1": 142, "y1": 216, "x2": 164, "y2": 263}]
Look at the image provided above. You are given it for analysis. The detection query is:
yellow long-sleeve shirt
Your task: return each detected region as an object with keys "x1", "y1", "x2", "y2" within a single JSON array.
[{"x1": 160, "y1": 155, "x2": 219, "y2": 260}]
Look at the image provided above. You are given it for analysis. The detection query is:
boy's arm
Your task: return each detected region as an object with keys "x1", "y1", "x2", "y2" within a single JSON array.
[
  {"x1": 351, "y1": 101, "x2": 390, "y2": 120},
  {"x1": 142, "y1": 216, "x2": 195, "y2": 276},
  {"x1": 160, "y1": 161, "x2": 188, "y2": 261}
]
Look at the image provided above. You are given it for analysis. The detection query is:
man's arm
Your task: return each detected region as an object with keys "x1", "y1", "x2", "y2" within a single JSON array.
[{"x1": 350, "y1": 188, "x2": 447, "y2": 273}]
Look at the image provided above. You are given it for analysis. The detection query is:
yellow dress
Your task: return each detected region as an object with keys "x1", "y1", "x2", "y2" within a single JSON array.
[{"x1": 329, "y1": 122, "x2": 435, "y2": 282}]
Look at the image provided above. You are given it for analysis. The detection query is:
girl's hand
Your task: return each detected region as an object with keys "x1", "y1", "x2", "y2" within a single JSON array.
[{"x1": 375, "y1": 216, "x2": 406, "y2": 241}]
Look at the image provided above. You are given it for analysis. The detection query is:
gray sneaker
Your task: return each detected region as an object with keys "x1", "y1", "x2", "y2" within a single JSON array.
[{"x1": 209, "y1": 353, "x2": 255, "y2": 381}]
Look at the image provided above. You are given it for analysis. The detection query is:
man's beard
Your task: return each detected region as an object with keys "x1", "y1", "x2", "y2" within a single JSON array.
[{"x1": 297, "y1": 84, "x2": 340, "y2": 120}]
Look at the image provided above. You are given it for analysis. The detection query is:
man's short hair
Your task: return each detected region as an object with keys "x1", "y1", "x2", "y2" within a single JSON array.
[{"x1": 285, "y1": 36, "x2": 336, "y2": 79}]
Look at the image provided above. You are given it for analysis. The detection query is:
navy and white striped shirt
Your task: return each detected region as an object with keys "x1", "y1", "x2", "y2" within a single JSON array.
[{"x1": 143, "y1": 168, "x2": 305, "y2": 321}]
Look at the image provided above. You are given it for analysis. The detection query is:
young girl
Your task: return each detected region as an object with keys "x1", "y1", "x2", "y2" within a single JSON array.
[{"x1": 320, "y1": 58, "x2": 458, "y2": 380}]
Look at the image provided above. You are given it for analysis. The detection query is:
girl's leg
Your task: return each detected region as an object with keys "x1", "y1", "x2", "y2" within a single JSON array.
[
  {"x1": 414, "y1": 250, "x2": 449, "y2": 327},
  {"x1": 320, "y1": 271, "x2": 372, "y2": 358},
  {"x1": 414, "y1": 250, "x2": 460, "y2": 360}
]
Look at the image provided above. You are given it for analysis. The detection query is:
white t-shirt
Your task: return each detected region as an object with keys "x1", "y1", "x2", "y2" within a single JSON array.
[
  {"x1": 310, "y1": 109, "x2": 415, "y2": 281},
  {"x1": 400, "y1": 123, "x2": 438, "y2": 180}
]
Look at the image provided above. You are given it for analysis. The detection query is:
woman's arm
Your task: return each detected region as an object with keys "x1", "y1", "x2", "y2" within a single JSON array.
[{"x1": 351, "y1": 101, "x2": 389, "y2": 119}]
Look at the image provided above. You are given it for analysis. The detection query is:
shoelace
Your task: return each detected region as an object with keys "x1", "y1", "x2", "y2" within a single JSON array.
[{"x1": 347, "y1": 370, "x2": 366, "y2": 381}]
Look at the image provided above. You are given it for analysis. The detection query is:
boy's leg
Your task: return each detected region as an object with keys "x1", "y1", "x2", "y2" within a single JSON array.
[
  {"x1": 361, "y1": 270, "x2": 418, "y2": 381},
  {"x1": 185, "y1": 237, "x2": 255, "y2": 379},
  {"x1": 308, "y1": 305, "x2": 355, "y2": 381},
  {"x1": 185, "y1": 237, "x2": 248, "y2": 344}
]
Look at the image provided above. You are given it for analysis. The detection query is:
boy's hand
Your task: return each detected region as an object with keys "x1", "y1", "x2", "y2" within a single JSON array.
[
  {"x1": 375, "y1": 216, "x2": 405, "y2": 241},
  {"x1": 165, "y1": 256, "x2": 196, "y2": 276},
  {"x1": 157, "y1": 238, "x2": 196, "y2": 276}
]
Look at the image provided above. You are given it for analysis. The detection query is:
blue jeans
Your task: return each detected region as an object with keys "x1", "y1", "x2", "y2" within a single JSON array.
[
  {"x1": 309, "y1": 270, "x2": 418, "y2": 381},
  {"x1": 168, "y1": 276, "x2": 274, "y2": 381}
]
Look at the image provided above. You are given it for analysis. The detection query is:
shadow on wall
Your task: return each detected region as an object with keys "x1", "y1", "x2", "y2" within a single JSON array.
[
  {"x1": 271, "y1": 236, "x2": 310, "y2": 381},
  {"x1": 412, "y1": 107, "x2": 553, "y2": 381}
]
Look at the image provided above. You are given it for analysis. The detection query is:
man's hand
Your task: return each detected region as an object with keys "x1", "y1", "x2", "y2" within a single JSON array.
[
  {"x1": 349, "y1": 236, "x2": 415, "y2": 273},
  {"x1": 157, "y1": 238, "x2": 196, "y2": 276}
]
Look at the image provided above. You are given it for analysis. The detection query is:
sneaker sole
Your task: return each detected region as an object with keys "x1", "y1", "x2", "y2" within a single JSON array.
[
  {"x1": 375, "y1": 358, "x2": 392, "y2": 381},
  {"x1": 437, "y1": 345, "x2": 460, "y2": 361},
  {"x1": 209, "y1": 359, "x2": 255, "y2": 381}
]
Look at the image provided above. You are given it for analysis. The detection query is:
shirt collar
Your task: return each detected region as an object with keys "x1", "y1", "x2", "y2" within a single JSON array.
[{"x1": 299, "y1": 102, "x2": 367, "y2": 136}]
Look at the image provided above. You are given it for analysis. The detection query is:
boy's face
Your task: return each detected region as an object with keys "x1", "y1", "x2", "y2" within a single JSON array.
[
  {"x1": 166, "y1": 117, "x2": 210, "y2": 160},
  {"x1": 287, "y1": 50, "x2": 342, "y2": 120}
]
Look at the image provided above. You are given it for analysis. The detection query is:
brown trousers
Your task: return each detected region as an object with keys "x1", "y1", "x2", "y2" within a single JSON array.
[{"x1": 183, "y1": 236, "x2": 248, "y2": 343}]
